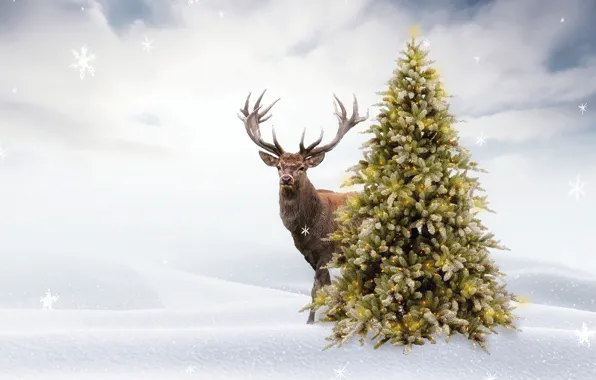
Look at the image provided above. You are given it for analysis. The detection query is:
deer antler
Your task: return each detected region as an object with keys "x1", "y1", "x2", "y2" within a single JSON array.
[
  {"x1": 300, "y1": 94, "x2": 368, "y2": 158},
  {"x1": 238, "y1": 90, "x2": 284, "y2": 157}
]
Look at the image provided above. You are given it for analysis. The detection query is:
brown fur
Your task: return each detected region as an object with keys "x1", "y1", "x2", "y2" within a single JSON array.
[
  {"x1": 239, "y1": 90, "x2": 367, "y2": 324},
  {"x1": 261, "y1": 152, "x2": 355, "y2": 323}
]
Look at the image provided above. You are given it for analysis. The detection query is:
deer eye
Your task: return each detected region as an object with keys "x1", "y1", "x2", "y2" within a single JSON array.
[{"x1": 276, "y1": 165, "x2": 282, "y2": 170}]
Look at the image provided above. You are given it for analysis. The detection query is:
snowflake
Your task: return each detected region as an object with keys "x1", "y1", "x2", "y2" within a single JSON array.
[
  {"x1": 69, "y1": 46, "x2": 96, "y2": 80},
  {"x1": 11, "y1": 87, "x2": 17, "y2": 94},
  {"x1": 188, "y1": 0, "x2": 200, "y2": 4},
  {"x1": 141, "y1": 37, "x2": 154, "y2": 52},
  {"x1": 185, "y1": 365, "x2": 196, "y2": 374},
  {"x1": 576, "y1": 322, "x2": 595, "y2": 347},
  {"x1": 484, "y1": 373, "x2": 497, "y2": 380},
  {"x1": 476, "y1": 133, "x2": 487, "y2": 146},
  {"x1": 301, "y1": 225, "x2": 310, "y2": 236},
  {"x1": 560, "y1": 17, "x2": 564, "y2": 22},
  {"x1": 474, "y1": 56, "x2": 480, "y2": 63},
  {"x1": 578, "y1": 103, "x2": 587, "y2": 114},
  {"x1": 568, "y1": 174, "x2": 586, "y2": 201},
  {"x1": 40, "y1": 289, "x2": 59, "y2": 310},
  {"x1": 219, "y1": 10, "x2": 225, "y2": 18},
  {"x1": 333, "y1": 363, "x2": 349, "y2": 380},
  {"x1": 421, "y1": 39, "x2": 430, "y2": 50},
  {"x1": 0, "y1": 146, "x2": 6, "y2": 161}
]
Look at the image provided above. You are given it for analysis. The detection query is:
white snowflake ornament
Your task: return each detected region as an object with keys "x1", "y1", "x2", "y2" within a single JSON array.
[
  {"x1": 69, "y1": 46, "x2": 96, "y2": 80},
  {"x1": 40, "y1": 289, "x2": 59, "y2": 310},
  {"x1": 576, "y1": 322, "x2": 595, "y2": 347},
  {"x1": 568, "y1": 174, "x2": 586, "y2": 201}
]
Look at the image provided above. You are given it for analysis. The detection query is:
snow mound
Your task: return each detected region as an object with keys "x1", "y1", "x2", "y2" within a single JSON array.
[
  {"x1": 0, "y1": 303, "x2": 594, "y2": 379},
  {"x1": 0, "y1": 255, "x2": 595, "y2": 379},
  {"x1": 493, "y1": 253, "x2": 596, "y2": 312},
  {"x1": 131, "y1": 262, "x2": 304, "y2": 310},
  {"x1": 0, "y1": 254, "x2": 161, "y2": 309},
  {"x1": 506, "y1": 272, "x2": 596, "y2": 312}
]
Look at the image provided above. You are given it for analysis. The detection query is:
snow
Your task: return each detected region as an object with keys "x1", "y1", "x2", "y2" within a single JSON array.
[{"x1": 1, "y1": 253, "x2": 595, "y2": 380}]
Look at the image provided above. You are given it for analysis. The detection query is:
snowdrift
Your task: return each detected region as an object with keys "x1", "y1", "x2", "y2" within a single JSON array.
[{"x1": 0, "y1": 252, "x2": 595, "y2": 380}]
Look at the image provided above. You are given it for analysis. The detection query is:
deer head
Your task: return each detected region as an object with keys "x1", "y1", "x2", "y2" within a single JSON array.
[{"x1": 238, "y1": 90, "x2": 368, "y2": 191}]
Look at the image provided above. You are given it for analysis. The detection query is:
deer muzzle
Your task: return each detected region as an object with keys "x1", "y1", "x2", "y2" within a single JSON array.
[{"x1": 280, "y1": 174, "x2": 294, "y2": 186}]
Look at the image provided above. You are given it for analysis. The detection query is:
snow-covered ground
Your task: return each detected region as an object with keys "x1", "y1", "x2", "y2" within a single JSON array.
[{"x1": 1, "y1": 252, "x2": 595, "y2": 380}]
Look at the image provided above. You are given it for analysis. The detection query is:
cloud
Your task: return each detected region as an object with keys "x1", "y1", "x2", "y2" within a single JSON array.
[
  {"x1": 458, "y1": 104, "x2": 594, "y2": 143},
  {"x1": 0, "y1": 0, "x2": 594, "y2": 273}
]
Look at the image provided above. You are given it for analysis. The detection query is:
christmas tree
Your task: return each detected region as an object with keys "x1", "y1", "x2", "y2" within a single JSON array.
[{"x1": 302, "y1": 37, "x2": 518, "y2": 354}]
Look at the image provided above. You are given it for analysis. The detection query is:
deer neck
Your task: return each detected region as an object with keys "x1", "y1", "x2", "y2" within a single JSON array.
[{"x1": 279, "y1": 177, "x2": 323, "y2": 233}]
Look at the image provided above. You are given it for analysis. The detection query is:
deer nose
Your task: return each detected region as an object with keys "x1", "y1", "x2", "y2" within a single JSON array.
[{"x1": 280, "y1": 175, "x2": 294, "y2": 185}]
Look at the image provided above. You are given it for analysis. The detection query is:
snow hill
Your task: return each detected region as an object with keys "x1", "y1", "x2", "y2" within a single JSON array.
[{"x1": 0, "y1": 252, "x2": 595, "y2": 380}]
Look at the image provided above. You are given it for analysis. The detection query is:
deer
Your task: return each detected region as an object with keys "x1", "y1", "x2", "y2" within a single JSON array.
[{"x1": 238, "y1": 90, "x2": 368, "y2": 324}]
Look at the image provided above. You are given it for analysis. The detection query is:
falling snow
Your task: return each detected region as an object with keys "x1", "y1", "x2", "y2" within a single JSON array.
[
  {"x1": 1, "y1": 4, "x2": 594, "y2": 379},
  {"x1": 575, "y1": 323, "x2": 595, "y2": 347},
  {"x1": 568, "y1": 174, "x2": 586, "y2": 201},
  {"x1": 142, "y1": 37, "x2": 154, "y2": 52},
  {"x1": 578, "y1": 103, "x2": 587, "y2": 114},
  {"x1": 69, "y1": 46, "x2": 96, "y2": 80},
  {"x1": 333, "y1": 363, "x2": 349, "y2": 380},
  {"x1": 40, "y1": 289, "x2": 59, "y2": 310}
]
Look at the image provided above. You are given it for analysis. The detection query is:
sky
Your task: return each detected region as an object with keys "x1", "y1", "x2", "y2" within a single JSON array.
[{"x1": 0, "y1": 0, "x2": 595, "y2": 279}]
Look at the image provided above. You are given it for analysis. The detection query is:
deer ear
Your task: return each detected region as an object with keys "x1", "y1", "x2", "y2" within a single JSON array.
[
  {"x1": 305, "y1": 152, "x2": 325, "y2": 168},
  {"x1": 258, "y1": 151, "x2": 279, "y2": 167}
]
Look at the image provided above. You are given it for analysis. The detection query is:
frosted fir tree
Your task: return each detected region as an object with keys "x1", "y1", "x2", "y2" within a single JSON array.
[{"x1": 303, "y1": 37, "x2": 518, "y2": 354}]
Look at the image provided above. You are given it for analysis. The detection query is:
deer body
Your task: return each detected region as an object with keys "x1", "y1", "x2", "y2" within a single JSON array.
[
  {"x1": 280, "y1": 183, "x2": 355, "y2": 269},
  {"x1": 238, "y1": 90, "x2": 367, "y2": 324}
]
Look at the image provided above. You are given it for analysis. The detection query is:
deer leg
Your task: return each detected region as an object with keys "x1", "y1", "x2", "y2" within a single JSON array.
[{"x1": 307, "y1": 263, "x2": 331, "y2": 324}]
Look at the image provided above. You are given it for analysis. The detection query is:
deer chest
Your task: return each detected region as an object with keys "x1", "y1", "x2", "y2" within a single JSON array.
[{"x1": 291, "y1": 226, "x2": 334, "y2": 264}]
